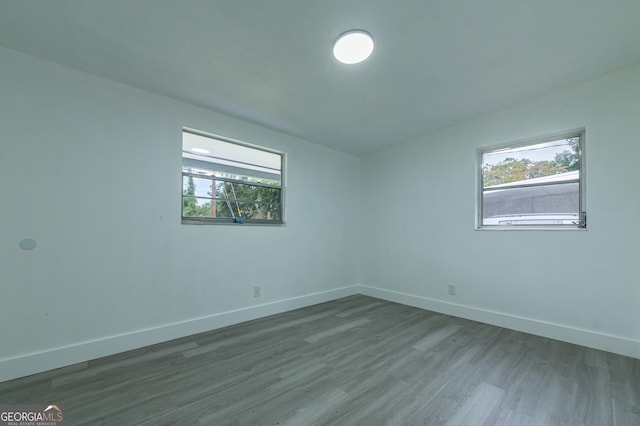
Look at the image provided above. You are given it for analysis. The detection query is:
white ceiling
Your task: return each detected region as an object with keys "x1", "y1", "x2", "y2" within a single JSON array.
[{"x1": 1, "y1": 1, "x2": 639, "y2": 156}]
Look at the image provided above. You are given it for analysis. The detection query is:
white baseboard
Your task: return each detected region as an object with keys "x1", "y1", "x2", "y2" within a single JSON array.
[
  {"x1": 3, "y1": 284, "x2": 637, "y2": 383},
  {"x1": 356, "y1": 284, "x2": 640, "y2": 359},
  {"x1": 0, "y1": 285, "x2": 360, "y2": 383}
]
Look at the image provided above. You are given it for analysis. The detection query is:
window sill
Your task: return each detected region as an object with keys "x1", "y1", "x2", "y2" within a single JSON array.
[
  {"x1": 181, "y1": 218, "x2": 286, "y2": 226},
  {"x1": 475, "y1": 226, "x2": 586, "y2": 231}
]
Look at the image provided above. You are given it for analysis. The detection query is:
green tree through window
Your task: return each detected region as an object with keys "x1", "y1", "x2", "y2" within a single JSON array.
[{"x1": 482, "y1": 137, "x2": 579, "y2": 187}]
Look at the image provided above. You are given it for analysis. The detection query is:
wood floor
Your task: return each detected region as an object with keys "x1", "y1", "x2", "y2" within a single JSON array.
[{"x1": 1, "y1": 295, "x2": 639, "y2": 425}]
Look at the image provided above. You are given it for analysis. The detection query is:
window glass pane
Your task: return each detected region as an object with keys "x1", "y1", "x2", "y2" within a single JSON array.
[
  {"x1": 236, "y1": 201, "x2": 280, "y2": 220},
  {"x1": 482, "y1": 137, "x2": 579, "y2": 187},
  {"x1": 182, "y1": 176, "x2": 215, "y2": 198},
  {"x1": 183, "y1": 131, "x2": 281, "y2": 183},
  {"x1": 211, "y1": 200, "x2": 236, "y2": 218},
  {"x1": 182, "y1": 196, "x2": 214, "y2": 218},
  {"x1": 183, "y1": 131, "x2": 281, "y2": 170},
  {"x1": 483, "y1": 182, "x2": 580, "y2": 225}
]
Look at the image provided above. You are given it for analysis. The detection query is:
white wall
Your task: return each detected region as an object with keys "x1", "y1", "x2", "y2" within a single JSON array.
[
  {"x1": 2, "y1": 45, "x2": 638, "y2": 384},
  {"x1": 360, "y1": 63, "x2": 640, "y2": 358},
  {"x1": 0, "y1": 46, "x2": 361, "y2": 382}
]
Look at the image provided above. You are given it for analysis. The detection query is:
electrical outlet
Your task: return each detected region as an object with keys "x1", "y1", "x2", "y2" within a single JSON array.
[
  {"x1": 448, "y1": 284, "x2": 456, "y2": 296},
  {"x1": 253, "y1": 286, "x2": 262, "y2": 298}
]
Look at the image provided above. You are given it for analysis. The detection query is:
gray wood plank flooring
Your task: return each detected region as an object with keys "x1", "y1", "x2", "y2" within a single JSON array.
[{"x1": 1, "y1": 295, "x2": 638, "y2": 425}]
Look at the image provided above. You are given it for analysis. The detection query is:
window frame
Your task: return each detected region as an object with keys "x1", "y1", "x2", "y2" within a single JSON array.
[
  {"x1": 476, "y1": 129, "x2": 586, "y2": 231},
  {"x1": 181, "y1": 128, "x2": 285, "y2": 226}
]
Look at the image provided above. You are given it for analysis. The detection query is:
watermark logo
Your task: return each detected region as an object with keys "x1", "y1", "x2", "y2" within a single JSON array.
[{"x1": 0, "y1": 404, "x2": 63, "y2": 426}]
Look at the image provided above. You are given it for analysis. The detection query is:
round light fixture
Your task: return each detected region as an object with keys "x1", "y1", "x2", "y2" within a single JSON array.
[{"x1": 333, "y1": 30, "x2": 374, "y2": 64}]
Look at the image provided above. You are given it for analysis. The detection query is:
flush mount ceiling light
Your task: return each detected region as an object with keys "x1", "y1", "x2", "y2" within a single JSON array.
[
  {"x1": 333, "y1": 30, "x2": 374, "y2": 64},
  {"x1": 191, "y1": 147, "x2": 210, "y2": 154}
]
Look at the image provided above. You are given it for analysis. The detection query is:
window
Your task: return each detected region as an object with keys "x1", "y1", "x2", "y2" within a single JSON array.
[
  {"x1": 182, "y1": 129, "x2": 284, "y2": 224},
  {"x1": 478, "y1": 130, "x2": 586, "y2": 229}
]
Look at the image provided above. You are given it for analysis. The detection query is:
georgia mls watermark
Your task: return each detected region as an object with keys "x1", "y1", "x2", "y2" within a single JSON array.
[{"x1": 0, "y1": 405, "x2": 63, "y2": 426}]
